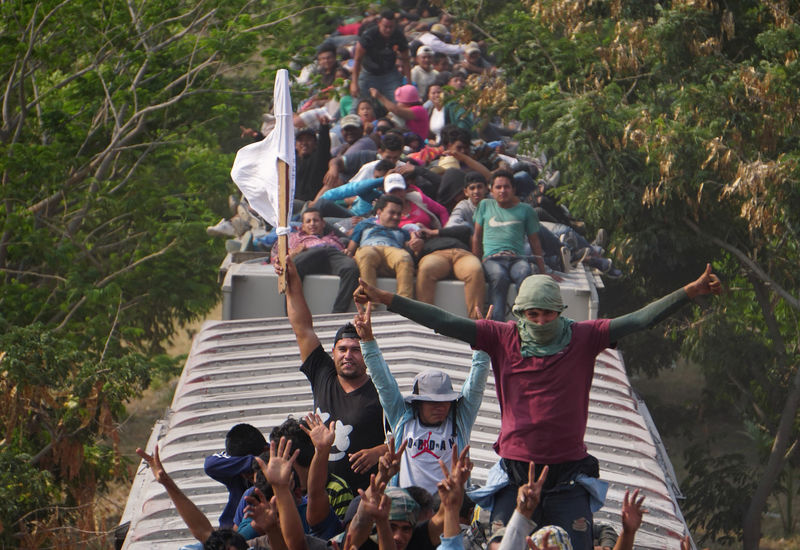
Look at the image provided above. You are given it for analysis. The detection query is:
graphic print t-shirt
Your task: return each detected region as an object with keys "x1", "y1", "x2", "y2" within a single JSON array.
[
  {"x1": 474, "y1": 199, "x2": 539, "y2": 258},
  {"x1": 301, "y1": 345, "x2": 385, "y2": 491},
  {"x1": 398, "y1": 416, "x2": 455, "y2": 494}
]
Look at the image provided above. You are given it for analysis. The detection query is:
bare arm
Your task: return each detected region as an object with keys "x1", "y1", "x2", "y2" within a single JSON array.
[
  {"x1": 370, "y1": 88, "x2": 417, "y2": 120},
  {"x1": 301, "y1": 414, "x2": 336, "y2": 527},
  {"x1": 274, "y1": 257, "x2": 320, "y2": 361},
  {"x1": 259, "y1": 438, "x2": 308, "y2": 550},
  {"x1": 136, "y1": 447, "x2": 213, "y2": 544},
  {"x1": 472, "y1": 223, "x2": 483, "y2": 259},
  {"x1": 399, "y1": 50, "x2": 411, "y2": 81},
  {"x1": 613, "y1": 490, "x2": 646, "y2": 550},
  {"x1": 350, "y1": 42, "x2": 365, "y2": 97},
  {"x1": 527, "y1": 232, "x2": 548, "y2": 275},
  {"x1": 449, "y1": 150, "x2": 491, "y2": 180}
]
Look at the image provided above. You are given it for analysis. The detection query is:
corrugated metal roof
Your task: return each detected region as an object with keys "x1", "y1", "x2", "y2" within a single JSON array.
[{"x1": 121, "y1": 312, "x2": 689, "y2": 549}]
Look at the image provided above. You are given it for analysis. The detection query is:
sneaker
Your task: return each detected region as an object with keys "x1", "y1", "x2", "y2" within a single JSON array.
[
  {"x1": 207, "y1": 219, "x2": 236, "y2": 237},
  {"x1": 560, "y1": 247, "x2": 571, "y2": 273},
  {"x1": 592, "y1": 228, "x2": 608, "y2": 249}
]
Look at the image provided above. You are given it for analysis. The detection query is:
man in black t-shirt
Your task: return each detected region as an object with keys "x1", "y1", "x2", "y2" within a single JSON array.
[
  {"x1": 276, "y1": 257, "x2": 387, "y2": 491},
  {"x1": 350, "y1": 10, "x2": 410, "y2": 100}
]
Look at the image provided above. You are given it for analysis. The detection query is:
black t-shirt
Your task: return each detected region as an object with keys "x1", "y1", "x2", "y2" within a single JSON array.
[
  {"x1": 359, "y1": 25, "x2": 409, "y2": 75},
  {"x1": 301, "y1": 345, "x2": 385, "y2": 491},
  {"x1": 408, "y1": 520, "x2": 437, "y2": 550}
]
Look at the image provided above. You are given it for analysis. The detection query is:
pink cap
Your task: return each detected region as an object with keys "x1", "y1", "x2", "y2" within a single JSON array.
[{"x1": 394, "y1": 84, "x2": 421, "y2": 105}]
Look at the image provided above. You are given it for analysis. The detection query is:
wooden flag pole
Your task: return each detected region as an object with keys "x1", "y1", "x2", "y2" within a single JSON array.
[{"x1": 277, "y1": 158, "x2": 290, "y2": 293}]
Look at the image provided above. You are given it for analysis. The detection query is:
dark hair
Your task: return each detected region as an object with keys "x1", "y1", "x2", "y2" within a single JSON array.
[
  {"x1": 270, "y1": 417, "x2": 314, "y2": 468},
  {"x1": 374, "y1": 159, "x2": 396, "y2": 173},
  {"x1": 375, "y1": 194, "x2": 404, "y2": 211},
  {"x1": 204, "y1": 529, "x2": 248, "y2": 550},
  {"x1": 433, "y1": 72, "x2": 452, "y2": 87},
  {"x1": 302, "y1": 207, "x2": 321, "y2": 218},
  {"x1": 380, "y1": 132, "x2": 404, "y2": 152},
  {"x1": 357, "y1": 98, "x2": 374, "y2": 111},
  {"x1": 447, "y1": 127, "x2": 471, "y2": 148},
  {"x1": 225, "y1": 423, "x2": 267, "y2": 457},
  {"x1": 380, "y1": 9, "x2": 396, "y2": 20},
  {"x1": 491, "y1": 168, "x2": 516, "y2": 190},
  {"x1": 317, "y1": 42, "x2": 337, "y2": 57},
  {"x1": 405, "y1": 486, "x2": 435, "y2": 515},
  {"x1": 465, "y1": 171, "x2": 487, "y2": 186}
]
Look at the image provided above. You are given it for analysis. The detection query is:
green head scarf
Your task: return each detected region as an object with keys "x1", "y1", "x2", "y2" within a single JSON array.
[{"x1": 512, "y1": 275, "x2": 574, "y2": 357}]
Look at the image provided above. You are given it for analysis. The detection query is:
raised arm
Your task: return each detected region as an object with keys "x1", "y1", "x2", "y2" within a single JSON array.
[
  {"x1": 613, "y1": 489, "x2": 647, "y2": 550},
  {"x1": 258, "y1": 438, "x2": 308, "y2": 550},
  {"x1": 274, "y1": 257, "x2": 320, "y2": 361},
  {"x1": 608, "y1": 263, "x2": 721, "y2": 342},
  {"x1": 136, "y1": 446, "x2": 213, "y2": 544},
  {"x1": 301, "y1": 414, "x2": 337, "y2": 528},
  {"x1": 354, "y1": 278, "x2": 477, "y2": 345}
]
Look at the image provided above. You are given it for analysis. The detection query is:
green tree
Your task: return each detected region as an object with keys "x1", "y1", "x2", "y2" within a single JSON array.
[
  {"x1": 0, "y1": 0, "x2": 368, "y2": 545},
  {"x1": 445, "y1": 0, "x2": 799, "y2": 547}
]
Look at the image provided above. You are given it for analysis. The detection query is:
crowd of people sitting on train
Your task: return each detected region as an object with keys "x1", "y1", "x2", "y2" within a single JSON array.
[
  {"x1": 208, "y1": 4, "x2": 620, "y2": 320},
  {"x1": 148, "y1": 6, "x2": 726, "y2": 550}
]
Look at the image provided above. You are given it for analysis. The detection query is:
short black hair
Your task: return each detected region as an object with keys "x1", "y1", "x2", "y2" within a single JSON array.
[
  {"x1": 270, "y1": 417, "x2": 314, "y2": 468},
  {"x1": 375, "y1": 194, "x2": 404, "y2": 211},
  {"x1": 380, "y1": 9, "x2": 395, "y2": 20},
  {"x1": 302, "y1": 206, "x2": 321, "y2": 218},
  {"x1": 374, "y1": 159, "x2": 396, "y2": 173},
  {"x1": 317, "y1": 42, "x2": 337, "y2": 57},
  {"x1": 491, "y1": 168, "x2": 516, "y2": 190},
  {"x1": 405, "y1": 486, "x2": 435, "y2": 515},
  {"x1": 204, "y1": 529, "x2": 248, "y2": 550},
  {"x1": 447, "y1": 127, "x2": 471, "y2": 148},
  {"x1": 225, "y1": 423, "x2": 267, "y2": 457},
  {"x1": 465, "y1": 171, "x2": 487, "y2": 186},
  {"x1": 380, "y1": 132, "x2": 404, "y2": 152}
]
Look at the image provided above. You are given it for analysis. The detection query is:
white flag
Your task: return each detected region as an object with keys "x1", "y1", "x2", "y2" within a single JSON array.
[{"x1": 230, "y1": 69, "x2": 295, "y2": 229}]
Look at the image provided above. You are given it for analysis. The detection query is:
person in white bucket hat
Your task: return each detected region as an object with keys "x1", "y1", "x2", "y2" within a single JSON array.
[{"x1": 353, "y1": 300, "x2": 492, "y2": 495}]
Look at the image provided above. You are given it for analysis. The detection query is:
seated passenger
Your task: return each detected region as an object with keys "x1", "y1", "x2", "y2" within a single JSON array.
[
  {"x1": 473, "y1": 169, "x2": 550, "y2": 321},
  {"x1": 346, "y1": 194, "x2": 415, "y2": 298},
  {"x1": 270, "y1": 208, "x2": 358, "y2": 313},
  {"x1": 331, "y1": 114, "x2": 377, "y2": 157},
  {"x1": 384, "y1": 170, "x2": 449, "y2": 230},
  {"x1": 410, "y1": 45, "x2": 438, "y2": 103},
  {"x1": 445, "y1": 171, "x2": 488, "y2": 230}
]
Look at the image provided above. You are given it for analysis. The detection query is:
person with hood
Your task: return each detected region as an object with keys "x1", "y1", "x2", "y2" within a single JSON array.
[
  {"x1": 353, "y1": 264, "x2": 721, "y2": 549},
  {"x1": 352, "y1": 301, "x2": 490, "y2": 494}
]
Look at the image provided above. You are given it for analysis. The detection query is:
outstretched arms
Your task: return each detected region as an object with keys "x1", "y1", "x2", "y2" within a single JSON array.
[{"x1": 609, "y1": 263, "x2": 722, "y2": 342}]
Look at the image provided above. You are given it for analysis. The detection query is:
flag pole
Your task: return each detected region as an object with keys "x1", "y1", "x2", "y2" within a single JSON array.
[{"x1": 277, "y1": 158, "x2": 290, "y2": 293}]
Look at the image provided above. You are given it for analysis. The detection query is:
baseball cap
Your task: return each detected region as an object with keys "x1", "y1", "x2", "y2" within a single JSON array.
[
  {"x1": 386, "y1": 488, "x2": 420, "y2": 525},
  {"x1": 340, "y1": 114, "x2": 362, "y2": 129},
  {"x1": 404, "y1": 370, "x2": 460, "y2": 403},
  {"x1": 383, "y1": 173, "x2": 406, "y2": 193},
  {"x1": 416, "y1": 45, "x2": 434, "y2": 56}
]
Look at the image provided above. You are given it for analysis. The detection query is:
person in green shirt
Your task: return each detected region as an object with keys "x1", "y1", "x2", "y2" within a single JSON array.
[{"x1": 472, "y1": 169, "x2": 553, "y2": 321}]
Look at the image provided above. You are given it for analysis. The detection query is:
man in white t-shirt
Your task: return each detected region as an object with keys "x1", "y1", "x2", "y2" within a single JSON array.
[{"x1": 353, "y1": 301, "x2": 490, "y2": 494}]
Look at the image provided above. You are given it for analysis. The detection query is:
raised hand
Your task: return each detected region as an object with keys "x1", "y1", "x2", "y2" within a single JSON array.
[
  {"x1": 377, "y1": 437, "x2": 407, "y2": 483},
  {"x1": 684, "y1": 263, "x2": 722, "y2": 299},
  {"x1": 136, "y1": 446, "x2": 169, "y2": 485},
  {"x1": 517, "y1": 461, "x2": 549, "y2": 518},
  {"x1": 301, "y1": 413, "x2": 336, "y2": 450},
  {"x1": 244, "y1": 487, "x2": 278, "y2": 533},
  {"x1": 353, "y1": 277, "x2": 392, "y2": 306},
  {"x1": 349, "y1": 444, "x2": 386, "y2": 474},
  {"x1": 445, "y1": 443, "x2": 473, "y2": 487},
  {"x1": 353, "y1": 301, "x2": 374, "y2": 341},
  {"x1": 621, "y1": 488, "x2": 647, "y2": 535},
  {"x1": 257, "y1": 436, "x2": 299, "y2": 488}
]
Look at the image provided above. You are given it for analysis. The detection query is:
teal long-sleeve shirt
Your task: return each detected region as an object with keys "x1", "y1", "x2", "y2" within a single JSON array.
[{"x1": 387, "y1": 288, "x2": 692, "y2": 347}]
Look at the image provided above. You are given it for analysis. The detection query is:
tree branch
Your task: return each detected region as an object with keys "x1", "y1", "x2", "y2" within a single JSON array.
[
  {"x1": 0, "y1": 268, "x2": 67, "y2": 283},
  {"x1": 684, "y1": 217, "x2": 800, "y2": 310},
  {"x1": 96, "y1": 239, "x2": 177, "y2": 288}
]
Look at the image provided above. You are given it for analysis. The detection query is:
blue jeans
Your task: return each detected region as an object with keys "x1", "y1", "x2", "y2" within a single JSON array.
[
  {"x1": 483, "y1": 255, "x2": 532, "y2": 321},
  {"x1": 357, "y1": 69, "x2": 403, "y2": 100}
]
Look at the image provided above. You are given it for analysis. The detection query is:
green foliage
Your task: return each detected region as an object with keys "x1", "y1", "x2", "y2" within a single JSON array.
[
  {"x1": 445, "y1": 0, "x2": 800, "y2": 544},
  {"x1": 682, "y1": 446, "x2": 757, "y2": 544},
  {"x1": 0, "y1": 0, "x2": 378, "y2": 543}
]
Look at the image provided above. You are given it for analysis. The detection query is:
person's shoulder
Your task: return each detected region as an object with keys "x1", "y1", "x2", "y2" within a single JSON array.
[{"x1": 300, "y1": 344, "x2": 333, "y2": 377}]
